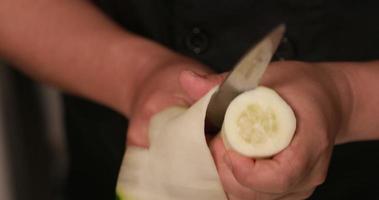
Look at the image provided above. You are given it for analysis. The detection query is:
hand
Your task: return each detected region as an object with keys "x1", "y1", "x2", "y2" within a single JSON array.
[
  {"x1": 126, "y1": 56, "x2": 225, "y2": 147},
  {"x1": 184, "y1": 61, "x2": 351, "y2": 200}
]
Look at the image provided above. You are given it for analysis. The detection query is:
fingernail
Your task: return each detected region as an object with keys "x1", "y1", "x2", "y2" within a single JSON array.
[
  {"x1": 184, "y1": 70, "x2": 197, "y2": 77},
  {"x1": 223, "y1": 153, "x2": 233, "y2": 170},
  {"x1": 188, "y1": 70, "x2": 209, "y2": 79}
]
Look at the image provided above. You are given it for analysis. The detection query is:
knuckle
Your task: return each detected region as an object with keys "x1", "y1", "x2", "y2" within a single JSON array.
[
  {"x1": 311, "y1": 173, "x2": 327, "y2": 187},
  {"x1": 276, "y1": 163, "x2": 301, "y2": 193},
  {"x1": 318, "y1": 133, "x2": 332, "y2": 154},
  {"x1": 280, "y1": 152, "x2": 303, "y2": 192},
  {"x1": 236, "y1": 171, "x2": 252, "y2": 188},
  {"x1": 236, "y1": 173, "x2": 260, "y2": 192},
  {"x1": 299, "y1": 189, "x2": 316, "y2": 200},
  {"x1": 236, "y1": 170, "x2": 261, "y2": 191},
  {"x1": 290, "y1": 152, "x2": 305, "y2": 173},
  {"x1": 140, "y1": 94, "x2": 161, "y2": 116},
  {"x1": 274, "y1": 171, "x2": 294, "y2": 193},
  {"x1": 303, "y1": 191, "x2": 315, "y2": 199}
]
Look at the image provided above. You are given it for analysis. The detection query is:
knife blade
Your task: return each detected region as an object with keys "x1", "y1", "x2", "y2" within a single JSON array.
[{"x1": 205, "y1": 24, "x2": 286, "y2": 132}]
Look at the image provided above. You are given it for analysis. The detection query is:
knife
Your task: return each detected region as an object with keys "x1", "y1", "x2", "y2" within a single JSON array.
[{"x1": 205, "y1": 24, "x2": 286, "y2": 132}]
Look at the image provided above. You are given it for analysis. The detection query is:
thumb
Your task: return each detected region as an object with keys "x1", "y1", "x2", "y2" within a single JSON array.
[
  {"x1": 127, "y1": 111, "x2": 150, "y2": 148},
  {"x1": 179, "y1": 70, "x2": 227, "y2": 102}
]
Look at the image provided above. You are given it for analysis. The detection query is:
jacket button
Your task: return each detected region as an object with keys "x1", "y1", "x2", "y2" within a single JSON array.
[
  {"x1": 185, "y1": 27, "x2": 209, "y2": 54},
  {"x1": 274, "y1": 36, "x2": 297, "y2": 60}
]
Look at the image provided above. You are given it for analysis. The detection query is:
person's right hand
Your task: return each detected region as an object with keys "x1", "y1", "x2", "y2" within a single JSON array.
[
  {"x1": 209, "y1": 62, "x2": 353, "y2": 200},
  {"x1": 181, "y1": 61, "x2": 352, "y2": 200}
]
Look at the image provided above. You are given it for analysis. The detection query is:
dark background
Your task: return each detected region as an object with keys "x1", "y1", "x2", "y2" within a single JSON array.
[{"x1": 1, "y1": 0, "x2": 379, "y2": 200}]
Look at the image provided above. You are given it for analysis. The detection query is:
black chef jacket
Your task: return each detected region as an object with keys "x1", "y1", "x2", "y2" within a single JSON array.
[{"x1": 64, "y1": 0, "x2": 379, "y2": 199}]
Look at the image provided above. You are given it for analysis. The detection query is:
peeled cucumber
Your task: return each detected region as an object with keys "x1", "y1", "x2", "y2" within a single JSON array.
[
  {"x1": 222, "y1": 86, "x2": 296, "y2": 158},
  {"x1": 116, "y1": 86, "x2": 296, "y2": 200},
  {"x1": 117, "y1": 88, "x2": 228, "y2": 200}
]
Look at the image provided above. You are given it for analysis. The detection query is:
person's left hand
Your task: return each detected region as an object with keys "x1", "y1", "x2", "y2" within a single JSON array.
[
  {"x1": 182, "y1": 61, "x2": 350, "y2": 200},
  {"x1": 126, "y1": 56, "x2": 226, "y2": 147}
]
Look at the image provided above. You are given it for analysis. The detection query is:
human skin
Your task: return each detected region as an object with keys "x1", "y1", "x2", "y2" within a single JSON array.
[
  {"x1": 1, "y1": 0, "x2": 379, "y2": 199},
  {"x1": 184, "y1": 61, "x2": 379, "y2": 200},
  {"x1": 208, "y1": 62, "x2": 349, "y2": 200},
  {"x1": 0, "y1": 0, "x2": 212, "y2": 146}
]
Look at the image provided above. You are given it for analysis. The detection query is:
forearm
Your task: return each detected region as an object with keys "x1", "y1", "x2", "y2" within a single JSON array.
[
  {"x1": 326, "y1": 61, "x2": 379, "y2": 144},
  {"x1": 0, "y1": 0, "x2": 187, "y2": 116}
]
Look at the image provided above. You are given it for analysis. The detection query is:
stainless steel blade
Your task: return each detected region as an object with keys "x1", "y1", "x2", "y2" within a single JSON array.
[{"x1": 205, "y1": 24, "x2": 285, "y2": 131}]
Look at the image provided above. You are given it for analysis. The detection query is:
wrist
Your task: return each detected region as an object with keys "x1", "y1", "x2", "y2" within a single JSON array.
[
  {"x1": 318, "y1": 63, "x2": 355, "y2": 144},
  {"x1": 319, "y1": 63, "x2": 354, "y2": 144},
  {"x1": 337, "y1": 61, "x2": 379, "y2": 142},
  {"x1": 107, "y1": 36, "x2": 175, "y2": 116},
  {"x1": 111, "y1": 35, "x2": 210, "y2": 117}
]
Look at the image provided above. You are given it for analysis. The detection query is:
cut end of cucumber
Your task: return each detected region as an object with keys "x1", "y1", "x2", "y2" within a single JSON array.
[
  {"x1": 222, "y1": 86, "x2": 296, "y2": 158},
  {"x1": 236, "y1": 104, "x2": 278, "y2": 144}
]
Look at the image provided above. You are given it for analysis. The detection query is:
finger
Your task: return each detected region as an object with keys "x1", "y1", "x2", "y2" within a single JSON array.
[
  {"x1": 179, "y1": 70, "x2": 227, "y2": 102},
  {"x1": 296, "y1": 148, "x2": 330, "y2": 190},
  {"x1": 225, "y1": 130, "x2": 317, "y2": 194},
  {"x1": 278, "y1": 189, "x2": 315, "y2": 200},
  {"x1": 225, "y1": 103, "x2": 330, "y2": 194},
  {"x1": 210, "y1": 137, "x2": 281, "y2": 200},
  {"x1": 127, "y1": 112, "x2": 150, "y2": 148},
  {"x1": 210, "y1": 137, "x2": 253, "y2": 196},
  {"x1": 127, "y1": 93, "x2": 188, "y2": 148}
]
